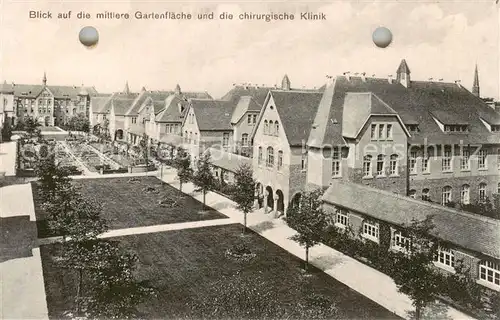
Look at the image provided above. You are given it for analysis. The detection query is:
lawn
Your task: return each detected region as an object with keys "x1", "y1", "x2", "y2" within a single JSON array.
[
  {"x1": 40, "y1": 224, "x2": 401, "y2": 319},
  {"x1": 32, "y1": 176, "x2": 227, "y2": 237},
  {"x1": 40, "y1": 126, "x2": 63, "y2": 132}
]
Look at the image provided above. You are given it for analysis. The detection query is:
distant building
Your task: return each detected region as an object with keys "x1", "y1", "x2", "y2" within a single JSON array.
[{"x1": 0, "y1": 73, "x2": 98, "y2": 127}]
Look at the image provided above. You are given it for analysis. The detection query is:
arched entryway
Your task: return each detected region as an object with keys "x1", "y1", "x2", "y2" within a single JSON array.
[
  {"x1": 266, "y1": 186, "x2": 274, "y2": 209},
  {"x1": 276, "y1": 190, "x2": 285, "y2": 213},
  {"x1": 291, "y1": 192, "x2": 301, "y2": 208},
  {"x1": 115, "y1": 129, "x2": 124, "y2": 140}
]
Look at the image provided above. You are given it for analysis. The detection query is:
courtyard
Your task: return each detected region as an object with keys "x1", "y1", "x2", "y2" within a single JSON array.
[
  {"x1": 39, "y1": 224, "x2": 400, "y2": 319},
  {"x1": 31, "y1": 176, "x2": 227, "y2": 237}
]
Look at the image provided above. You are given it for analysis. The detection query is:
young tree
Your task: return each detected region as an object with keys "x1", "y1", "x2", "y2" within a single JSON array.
[
  {"x1": 24, "y1": 116, "x2": 40, "y2": 138},
  {"x1": 233, "y1": 163, "x2": 255, "y2": 233},
  {"x1": 285, "y1": 189, "x2": 328, "y2": 272},
  {"x1": 174, "y1": 146, "x2": 192, "y2": 192},
  {"x1": 139, "y1": 133, "x2": 149, "y2": 164},
  {"x1": 34, "y1": 153, "x2": 72, "y2": 200},
  {"x1": 67, "y1": 113, "x2": 90, "y2": 132},
  {"x1": 192, "y1": 150, "x2": 216, "y2": 209},
  {"x1": 391, "y1": 216, "x2": 442, "y2": 320},
  {"x1": 85, "y1": 241, "x2": 156, "y2": 319}
]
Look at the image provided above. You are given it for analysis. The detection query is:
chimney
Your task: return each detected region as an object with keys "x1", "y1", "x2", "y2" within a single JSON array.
[
  {"x1": 343, "y1": 72, "x2": 351, "y2": 81},
  {"x1": 388, "y1": 75, "x2": 393, "y2": 84},
  {"x1": 455, "y1": 80, "x2": 462, "y2": 87},
  {"x1": 361, "y1": 72, "x2": 366, "y2": 82}
]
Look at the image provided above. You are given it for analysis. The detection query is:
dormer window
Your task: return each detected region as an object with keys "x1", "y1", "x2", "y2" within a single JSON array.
[
  {"x1": 406, "y1": 124, "x2": 419, "y2": 132},
  {"x1": 443, "y1": 125, "x2": 468, "y2": 132}
]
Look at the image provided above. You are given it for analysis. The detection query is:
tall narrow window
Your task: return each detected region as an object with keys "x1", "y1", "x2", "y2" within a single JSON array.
[
  {"x1": 258, "y1": 147, "x2": 263, "y2": 165},
  {"x1": 461, "y1": 149, "x2": 470, "y2": 170},
  {"x1": 422, "y1": 148, "x2": 430, "y2": 173},
  {"x1": 371, "y1": 124, "x2": 377, "y2": 140},
  {"x1": 497, "y1": 148, "x2": 500, "y2": 170},
  {"x1": 275, "y1": 121, "x2": 279, "y2": 136},
  {"x1": 222, "y1": 133, "x2": 230, "y2": 146},
  {"x1": 442, "y1": 186, "x2": 452, "y2": 205},
  {"x1": 460, "y1": 185, "x2": 470, "y2": 205},
  {"x1": 247, "y1": 114, "x2": 252, "y2": 124},
  {"x1": 479, "y1": 183, "x2": 487, "y2": 201},
  {"x1": 301, "y1": 152, "x2": 307, "y2": 171},
  {"x1": 264, "y1": 120, "x2": 269, "y2": 135},
  {"x1": 434, "y1": 247, "x2": 455, "y2": 269},
  {"x1": 277, "y1": 151, "x2": 283, "y2": 171},
  {"x1": 252, "y1": 114, "x2": 257, "y2": 124},
  {"x1": 478, "y1": 149, "x2": 487, "y2": 169},
  {"x1": 389, "y1": 154, "x2": 399, "y2": 175},
  {"x1": 376, "y1": 154, "x2": 385, "y2": 176},
  {"x1": 442, "y1": 147, "x2": 452, "y2": 172},
  {"x1": 386, "y1": 124, "x2": 393, "y2": 140},
  {"x1": 332, "y1": 148, "x2": 341, "y2": 177},
  {"x1": 267, "y1": 147, "x2": 274, "y2": 167},
  {"x1": 378, "y1": 124, "x2": 385, "y2": 140},
  {"x1": 409, "y1": 151, "x2": 417, "y2": 173},
  {"x1": 363, "y1": 155, "x2": 372, "y2": 177},
  {"x1": 241, "y1": 134, "x2": 248, "y2": 146}
]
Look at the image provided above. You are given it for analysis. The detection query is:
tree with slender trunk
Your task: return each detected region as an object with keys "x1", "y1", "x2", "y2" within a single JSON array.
[
  {"x1": 233, "y1": 163, "x2": 255, "y2": 234},
  {"x1": 192, "y1": 150, "x2": 216, "y2": 209},
  {"x1": 392, "y1": 216, "x2": 442, "y2": 320},
  {"x1": 174, "y1": 146, "x2": 193, "y2": 192},
  {"x1": 285, "y1": 189, "x2": 328, "y2": 272}
]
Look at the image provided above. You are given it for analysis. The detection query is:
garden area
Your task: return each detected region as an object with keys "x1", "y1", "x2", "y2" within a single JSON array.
[
  {"x1": 65, "y1": 140, "x2": 125, "y2": 173},
  {"x1": 32, "y1": 176, "x2": 227, "y2": 237},
  {"x1": 39, "y1": 224, "x2": 400, "y2": 320}
]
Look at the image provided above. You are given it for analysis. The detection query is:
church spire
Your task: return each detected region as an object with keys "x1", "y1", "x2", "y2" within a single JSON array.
[
  {"x1": 281, "y1": 74, "x2": 291, "y2": 90},
  {"x1": 396, "y1": 59, "x2": 410, "y2": 88},
  {"x1": 472, "y1": 64, "x2": 480, "y2": 97},
  {"x1": 175, "y1": 84, "x2": 181, "y2": 95},
  {"x1": 123, "y1": 81, "x2": 130, "y2": 94},
  {"x1": 42, "y1": 71, "x2": 47, "y2": 86}
]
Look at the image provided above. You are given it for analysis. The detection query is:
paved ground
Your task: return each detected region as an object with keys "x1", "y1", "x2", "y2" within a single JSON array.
[
  {"x1": 0, "y1": 141, "x2": 17, "y2": 176},
  {"x1": 0, "y1": 184, "x2": 49, "y2": 319}
]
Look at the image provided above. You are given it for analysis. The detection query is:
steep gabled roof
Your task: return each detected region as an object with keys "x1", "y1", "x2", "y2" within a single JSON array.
[
  {"x1": 0, "y1": 83, "x2": 98, "y2": 99},
  {"x1": 230, "y1": 96, "x2": 261, "y2": 124},
  {"x1": 189, "y1": 99, "x2": 236, "y2": 131},
  {"x1": 125, "y1": 90, "x2": 174, "y2": 116},
  {"x1": 112, "y1": 98, "x2": 136, "y2": 116},
  {"x1": 155, "y1": 91, "x2": 212, "y2": 123},
  {"x1": 309, "y1": 75, "x2": 500, "y2": 147},
  {"x1": 341, "y1": 92, "x2": 398, "y2": 138},
  {"x1": 91, "y1": 96, "x2": 112, "y2": 112},
  {"x1": 269, "y1": 90, "x2": 323, "y2": 146},
  {"x1": 323, "y1": 180, "x2": 500, "y2": 260}
]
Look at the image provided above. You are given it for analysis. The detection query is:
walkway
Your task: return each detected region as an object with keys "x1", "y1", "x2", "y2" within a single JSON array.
[
  {"x1": 0, "y1": 184, "x2": 49, "y2": 320},
  {"x1": 158, "y1": 168, "x2": 474, "y2": 320},
  {"x1": 0, "y1": 141, "x2": 17, "y2": 176}
]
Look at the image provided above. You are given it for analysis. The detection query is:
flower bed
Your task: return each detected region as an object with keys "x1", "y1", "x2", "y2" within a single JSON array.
[{"x1": 66, "y1": 142, "x2": 119, "y2": 172}]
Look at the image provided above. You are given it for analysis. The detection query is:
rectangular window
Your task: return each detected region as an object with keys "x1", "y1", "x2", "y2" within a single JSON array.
[
  {"x1": 460, "y1": 149, "x2": 470, "y2": 170},
  {"x1": 422, "y1": 153, "x2": 429, "y2": 173},
  {"x1": 409, "y1": 151, "x2": 417, "y2": 174},
  {"x1": 252, "y1": 114, "x2": 257, "y2": 124},
  {"x1": 222, "y1": 133, "x2": 229, "y2": 146},
  {"x1": 442, "y1": 148, "x2": 452, "y2": 172},
  {"x1": 371, "y1": 124, "x2": 377, "y2": 140},
  {"x1": 434, "y1": 247, "x2": 455, "y2": 270},
  {"x1": 389, "y1": 155, "x2": 398, "y2": 175},
  {"x1": 301, "y1": 153, "x2": 307, "y2": 171},
  {"x1": 378, "y1": 124, "x2": 385, "y2": 140},
  {"x1": 277, "y1": 151, "x2": 283, "y2": 171},
  {"x1": 362, "y1": 221, "x2": 379, "y2": 242},
  {"x1": 391, "y1": 230, "x2": 411, "y2": 252},
  {"x1": 497, "y1": 148, "x2": 500, "y2": 170},
  {"x1": 247, "y1": 114, "x2": 252, "y2": 125},
  {"x1": 386, "y1": 124, "x2": 393, "y2": 140},
  {"x1": 258, "y1": 147, "x2": 263, "y2": 165},
  {"x1": 332, "y1": 148, "x2": 341, "y2": 177},
  {"x1": 335, "y1": 208, "x2": 348, "y2": 228},
  {"x1": 479, "y1": 261, "x2": 500, "y2": 287},
  {"x1": 478, "y1": 149, "x2": 487, "y2": 169},
  {"x1": 376, "y1": 155, "x2": 385, "y2": 176}
]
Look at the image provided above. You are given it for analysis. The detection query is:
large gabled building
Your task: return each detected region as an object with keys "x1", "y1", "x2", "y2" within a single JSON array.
[{"x1": 0, "y1": 73, "x2": 98, "y2": 127}]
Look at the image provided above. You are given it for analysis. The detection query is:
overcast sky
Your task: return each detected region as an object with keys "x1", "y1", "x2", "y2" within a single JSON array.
[{"x1": 0, "y1": 0, "x2": 498, "y2": 100}]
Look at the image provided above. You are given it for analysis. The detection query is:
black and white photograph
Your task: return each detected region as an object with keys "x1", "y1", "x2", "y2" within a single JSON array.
[{"x1": 0, "y1": 0, "x2": 499, "y2": 319}]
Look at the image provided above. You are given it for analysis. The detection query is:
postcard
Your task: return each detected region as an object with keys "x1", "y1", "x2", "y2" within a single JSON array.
[{"x1": 0, "y1": 1, "x2": 499, "y2": 319}]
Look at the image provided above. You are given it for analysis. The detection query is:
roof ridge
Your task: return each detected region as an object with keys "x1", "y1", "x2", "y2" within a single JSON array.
[{"x1": 331, "y1": 180, "x2": 500, "y2": 225}]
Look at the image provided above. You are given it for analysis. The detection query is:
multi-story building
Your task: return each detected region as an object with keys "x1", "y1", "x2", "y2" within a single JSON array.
[
  {"x1": 248, "y1": 59, "x2": 499, "y2": 216},
  {"x1": 0, "y1": 86, "x2": 15, "y2": 128},
  {"x1": 0, "y1": 73, "x2": 98, "y2": 127}
]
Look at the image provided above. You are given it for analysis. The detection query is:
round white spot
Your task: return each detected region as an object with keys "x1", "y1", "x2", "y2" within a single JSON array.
[
  {"x1": 372, "y1": 27, "x2": 392, "y2": 48},
  {"x1": 79, "y1": 26, "x2": 99, "y2": 47}
]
